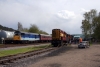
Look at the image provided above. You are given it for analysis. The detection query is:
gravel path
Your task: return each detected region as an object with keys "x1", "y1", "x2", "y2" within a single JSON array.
[{"x1": 28, "y1": 44, "x2": 100, "y2": 67}]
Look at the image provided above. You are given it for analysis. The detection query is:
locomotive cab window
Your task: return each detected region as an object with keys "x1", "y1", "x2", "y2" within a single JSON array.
[
  {"x1": 21, "y1": 33, "x2": 25, "y2": 35},
  {"x1": 14, "y1": 31, "x2": 21, "y2": 35},
  {"x1": 21, "y1": 33, "x2": 25, "y2": 37}
]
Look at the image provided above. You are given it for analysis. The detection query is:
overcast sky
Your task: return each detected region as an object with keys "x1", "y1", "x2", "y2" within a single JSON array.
[{"x1": 0, "y1": 0, "x2": 100, "y2": 34}]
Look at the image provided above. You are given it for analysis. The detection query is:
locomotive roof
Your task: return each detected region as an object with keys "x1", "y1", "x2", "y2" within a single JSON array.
[
  {"x1": 15, "y1": 31, "x2": 51, "y2": 36},
  {"x1": 52, "y1": 29, "x2": 67, "y2": 34},
  {"x1": 39, "y1": 34, "x2": 51, "y2": 36},
  {"x1": 14, "y1": 31, "x2": 39, "y2": 35}
]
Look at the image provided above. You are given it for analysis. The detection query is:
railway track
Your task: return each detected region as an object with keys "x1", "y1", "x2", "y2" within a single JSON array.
[{"x1": 0, "y1": 47, "x2": 58, "y2": 65}]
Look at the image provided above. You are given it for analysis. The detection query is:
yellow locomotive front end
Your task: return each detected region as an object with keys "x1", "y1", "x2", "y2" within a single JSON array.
[
  {"x1": 51, "y1": 29, "x2": 66, "y2": 47},
  {"x1": 12, "y1": 31, "x2": 22, "y2": 44},
  {"x1": 52, "y1": 29, "x2": 61, "y2": 40},
  {"x1": 13, "y1": 35, "x2": 21, "y2": 40}
]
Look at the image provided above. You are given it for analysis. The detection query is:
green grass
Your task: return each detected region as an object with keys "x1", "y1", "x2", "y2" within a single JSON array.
[{"x1": 0, "y1": 44, "x2": 51, "y2": 57}]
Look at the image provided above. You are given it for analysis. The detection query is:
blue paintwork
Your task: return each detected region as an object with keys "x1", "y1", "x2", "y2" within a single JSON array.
[{"x1": 19, "y1": 32, "x2": 40, "y2": 41}]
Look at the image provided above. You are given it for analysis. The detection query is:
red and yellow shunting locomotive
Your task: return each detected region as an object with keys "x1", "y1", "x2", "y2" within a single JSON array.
[{"x1": 51, "y1": 29, "x2": 73, "y2": 47}]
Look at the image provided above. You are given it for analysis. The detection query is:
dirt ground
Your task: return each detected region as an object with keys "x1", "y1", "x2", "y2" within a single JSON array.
[{"x1": 28, "y1": 44, "x2": 100, "y2": 67}]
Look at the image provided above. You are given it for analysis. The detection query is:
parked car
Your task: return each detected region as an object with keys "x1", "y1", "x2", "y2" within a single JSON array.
[{"x1": 78, "y1": 41, "x2": 90, "y2": 48}]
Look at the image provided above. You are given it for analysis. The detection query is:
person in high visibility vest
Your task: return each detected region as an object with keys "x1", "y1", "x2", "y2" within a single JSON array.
[{"x1": 79, "y1": 37, "x2": 82, "y2": 43}]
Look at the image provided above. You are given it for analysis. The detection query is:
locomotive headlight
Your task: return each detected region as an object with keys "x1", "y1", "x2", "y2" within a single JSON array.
[{"x1": 60, "y1": 33, "x2": 64, "y2": 37}]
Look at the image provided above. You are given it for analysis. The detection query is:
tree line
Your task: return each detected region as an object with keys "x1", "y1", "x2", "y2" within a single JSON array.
[
  {"x1": 18, "y1": 22, "x2": 48, "y2": 34},
  {"x1": 81, "y1": 9, "x2": 100, "y2": 40},
  {"x1": 0, "y1": 22, "x2": 48, "y2": 34},
  {"x1": 0, "y1": 25, "x2": 15, "y2": 31}
]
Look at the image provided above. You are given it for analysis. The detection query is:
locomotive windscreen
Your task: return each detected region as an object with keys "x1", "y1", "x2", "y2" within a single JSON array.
[{"x1": 14, "y1": 31, "x2": 21, "y2": 35}]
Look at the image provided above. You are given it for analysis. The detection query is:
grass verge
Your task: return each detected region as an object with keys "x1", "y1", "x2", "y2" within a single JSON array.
[{"x1": 0, "y1": 44, "x2": 51, "y2": 57}]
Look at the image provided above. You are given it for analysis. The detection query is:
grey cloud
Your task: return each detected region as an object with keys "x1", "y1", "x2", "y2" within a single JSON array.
[{"x1": 0, "y1": 0, "x2": 100, "y2": 34}]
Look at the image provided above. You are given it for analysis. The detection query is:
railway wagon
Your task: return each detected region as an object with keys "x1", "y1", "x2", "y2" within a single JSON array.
[
  {"x1": 39, "y1": 34, "x2": 52, "y2": 42},
  {"x1": 66, "y1": 34, "x2": 74, "y2": 43},
  {"x1": 51, "y1": 29, "x2": 68, "y2": 47},
  {"x1": 70, "y1": 35, "x2": 74, "y2": 42},
  {"x1": 0, "y1": 30, "x2": 14, "y2": 44}
]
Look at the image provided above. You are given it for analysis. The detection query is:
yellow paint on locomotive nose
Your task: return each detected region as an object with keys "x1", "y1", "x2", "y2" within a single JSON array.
[{"x1": 13, "y1": 35, "x2": 21, "y2": 40}]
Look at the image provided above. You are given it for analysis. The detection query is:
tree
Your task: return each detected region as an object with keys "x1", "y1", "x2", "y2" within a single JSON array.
[
  {"x1": 92, "y1": 12, "x2": 100, "y2": 39},
  {"x1": 29, "y1": 24, "x2": 39, "y2": 33},
  {"x1": 17, "y1": 23, "x2": 49, "y2": 34},
  {"x1": 22, "y1": 28, "x2": 29, "y2": 32},
  {"x1": 93, "y1": 24, "x2": 100, "y2": 39},
  {"x1": 18, "y1": 22, "x2": 23, "y2": 31},
  {"x1": 28, "y1": 24, "x2": 49, "y2": 34},
  {"x1": 81, "y1": 9, "x2": 97, "y2": 38},
  {"x1": 39, "y1": 30, "x2": 48, "y2": 34},
  {"x1": 81, "y1": 19, "x2": 90, "y2": 38},
  {"x1": 0, "y1": 24, "x2": 15, "y2": 31}
]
